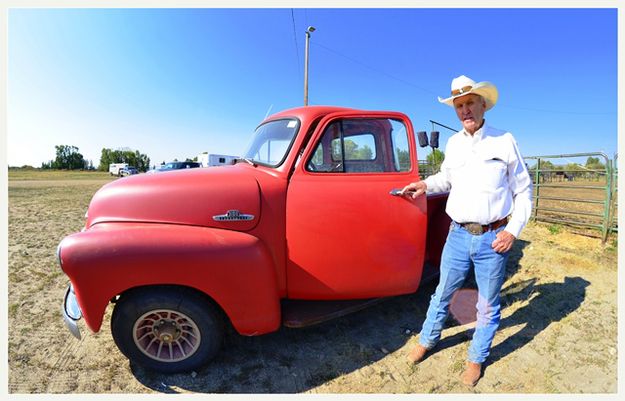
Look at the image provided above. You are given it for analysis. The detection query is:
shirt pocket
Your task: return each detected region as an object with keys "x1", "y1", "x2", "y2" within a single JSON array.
[{"x1": 479, "y1": 155, "x2": 508, "y2": 191}]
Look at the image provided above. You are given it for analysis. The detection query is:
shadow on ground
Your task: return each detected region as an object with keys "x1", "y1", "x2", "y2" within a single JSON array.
[
  {"x1": 424, "y1": 238, "x2": 589, "y2": 375},
  {"x1": 129, "y1": 283, "x2": 437, "y2": 393},
  {"x1": 128, "y1": 238, "x2": 586, "y2": 393}
]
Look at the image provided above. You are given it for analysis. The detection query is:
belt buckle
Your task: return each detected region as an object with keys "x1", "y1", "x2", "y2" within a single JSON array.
[{"x1": 464, "y1": 223, "x2": 484, "y2": 235}]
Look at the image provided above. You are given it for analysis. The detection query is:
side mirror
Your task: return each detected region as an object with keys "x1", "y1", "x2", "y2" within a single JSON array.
[
  {"x1": 430, "y1": 131, "x2": 439, "y2": 149},
  {"x1": 417, "y1": 131, "x2": 429, "y2": 148}
]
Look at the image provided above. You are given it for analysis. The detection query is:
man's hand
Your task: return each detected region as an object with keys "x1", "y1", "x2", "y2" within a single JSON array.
[
  {"x1": 491, "y1": 230, "x2": 515, "y2": 253},
  {"x1": 400, "y1": 181, "x2": 427, "y2": 199}
]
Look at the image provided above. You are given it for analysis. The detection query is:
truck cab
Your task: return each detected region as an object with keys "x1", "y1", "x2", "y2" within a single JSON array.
[{"x1": 58, "y1": 106, "x2": 449, "y2": 373}]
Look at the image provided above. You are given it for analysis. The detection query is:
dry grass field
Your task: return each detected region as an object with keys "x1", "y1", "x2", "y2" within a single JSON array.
[{"x1": 7, "y1": 169, "x2": 618, "y2": 393}]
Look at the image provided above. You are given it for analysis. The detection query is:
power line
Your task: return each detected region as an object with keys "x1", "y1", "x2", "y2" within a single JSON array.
[
  {"x1": 496, "y1": 104, "x2": 615, "y2": 116},
  {"x1": 311, "y1": 41, "x2": 437, "y2": 96},
  {"x1": 311, "y1": 41, "x2": 616, "y2": 117},
  {"x1": 290, "y1": 9, "x2": 301, "y2": 73}
]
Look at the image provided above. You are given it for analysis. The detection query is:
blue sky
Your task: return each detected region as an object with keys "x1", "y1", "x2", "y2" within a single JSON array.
[{"x1": 7, "y1": 8, "x2": 618, "y2": 168}]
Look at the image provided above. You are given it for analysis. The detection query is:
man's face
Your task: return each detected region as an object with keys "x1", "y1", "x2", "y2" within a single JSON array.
[{"x1": 453, "y1": 94, "x2": 486, "y2": 134}]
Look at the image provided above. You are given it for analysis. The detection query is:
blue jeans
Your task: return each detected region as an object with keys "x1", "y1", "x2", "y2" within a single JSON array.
[{"x1": 418, "y1": 221, "x2": 510, "y2": 363}]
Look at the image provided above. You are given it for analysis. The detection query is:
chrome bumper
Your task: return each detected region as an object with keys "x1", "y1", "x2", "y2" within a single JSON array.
[{"x1": 62, "y1": 284, "x2": 83, "y2": 340}]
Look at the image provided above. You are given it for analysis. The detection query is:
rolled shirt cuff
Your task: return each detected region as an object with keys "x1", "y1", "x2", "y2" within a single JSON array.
[{"x1": 504, "y1": 219, "x2": 523, "y2": 239}]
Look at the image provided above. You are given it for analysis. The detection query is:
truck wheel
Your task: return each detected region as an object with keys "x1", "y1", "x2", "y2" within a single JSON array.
[{"x1": 111, "y1": 287, "x2": 223, "y2": 373}]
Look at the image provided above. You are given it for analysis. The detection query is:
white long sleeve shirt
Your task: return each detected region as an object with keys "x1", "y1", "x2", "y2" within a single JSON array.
[{"x1": 424, "y1": 124, "x2": 533, "y2": 238}]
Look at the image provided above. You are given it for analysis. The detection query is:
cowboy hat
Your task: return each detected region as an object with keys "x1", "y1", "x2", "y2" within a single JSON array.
[{"x1": 437, "y1": 75, "x2": 498, "y2": 111}]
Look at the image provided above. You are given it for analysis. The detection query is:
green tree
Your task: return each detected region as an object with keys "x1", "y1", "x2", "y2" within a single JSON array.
[
  {"x1": 50, "y1": 145, "x2": 87, "y2": 170},
  {"x1": 98, "y1": 148, "x2": 113, "y2": 172},
  {"x1": 426, "y1": 149, "x2": 445, "y2": 173},
  {"x1": 333, "y1": 139, "x2": 374, "y2": 160},
  {"x1": 354, "y1": 145, "x2": 373, "y2": 160},
  {"x1": 538, "y1": 160, "x2": 555, "y2": 170},
  {"x1": 396, "y1": 149, "x2": 410, "y2": 171},
  {"x1": 98, "y1": 148, "x2": 151, "y2": 172},
  {"x1": 585, "y1": 156, "x2": 605, "y2": 170}
]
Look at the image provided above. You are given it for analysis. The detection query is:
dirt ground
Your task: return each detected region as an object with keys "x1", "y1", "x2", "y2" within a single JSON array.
[{"x1": 7, "y1": 171, "x2": 618, "y2": 393}]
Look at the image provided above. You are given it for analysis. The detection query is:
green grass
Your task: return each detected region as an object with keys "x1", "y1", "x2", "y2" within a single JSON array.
[
  {"x1": 8, "y1": 303, "x2": 19, "y2": 318},
  {"x1": 606, "y1": 238, "x2": 618, "y2": 252},
  {"x1": 8, "y1": 168, "x2": 114, "y2": 181},
  {"x1": 548, "y1": 224, "x2": 562, "y2": 235}
]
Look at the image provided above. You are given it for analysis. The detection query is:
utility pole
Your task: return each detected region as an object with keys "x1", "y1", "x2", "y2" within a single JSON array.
[{"x1": 304, "y1": 26, "x2": 316, "y2": 106}]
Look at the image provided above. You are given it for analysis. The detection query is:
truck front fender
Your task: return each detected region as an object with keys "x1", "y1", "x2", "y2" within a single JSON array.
[{"x1": 58, "y1": 223, "x2": 280, "y2": 335}]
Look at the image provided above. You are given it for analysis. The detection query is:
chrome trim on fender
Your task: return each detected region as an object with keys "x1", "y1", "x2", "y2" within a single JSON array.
[
  {"x1": 212, "y1": 209, "x2": 255, "y2": 222},
  {"x1": 56, "y1": 243, "x2": 63, "y2": 267},
  {"x1": 62, "y1": 284, "x2": 82, "y2": 340}
]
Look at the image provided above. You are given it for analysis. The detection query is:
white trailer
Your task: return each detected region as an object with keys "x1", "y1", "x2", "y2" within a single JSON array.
[
  {"x1": 109, "y1": 163, "x2": 128, "y2": 176},
  {"x1": 197, "y1": 153, "x2": 238, "y2": 167}
]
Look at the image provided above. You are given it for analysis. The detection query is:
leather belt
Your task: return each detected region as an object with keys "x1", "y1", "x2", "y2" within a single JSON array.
[{"x1": 458, "y1": 217, "x2": 508, "y2": 235}]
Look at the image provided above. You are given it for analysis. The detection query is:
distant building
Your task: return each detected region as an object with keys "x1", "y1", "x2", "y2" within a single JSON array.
[{"x1": 197, "y1": 152, "x2": 239, "y2": 167}]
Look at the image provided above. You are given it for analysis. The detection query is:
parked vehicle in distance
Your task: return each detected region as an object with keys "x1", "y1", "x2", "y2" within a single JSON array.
[
  {"x1": 119, "y1": 166, "x2": 138, "y2": 177},
  {"x1": 153, "y1": 161, "x2": 201, "y2": 172},
  {"x1": 197, "y1": 153, "x2": 239, "y2": 167},
  {"x1": 108, "y1": 163, "x2": 128, "y2": 176},
  {"x1": 57, "y1": 106, "x2": 451, "y2": 373}
]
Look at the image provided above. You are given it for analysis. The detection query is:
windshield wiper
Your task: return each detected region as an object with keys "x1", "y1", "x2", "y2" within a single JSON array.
[{"x1": 235, "y1": 157, "x2": 257, "y2": 167}]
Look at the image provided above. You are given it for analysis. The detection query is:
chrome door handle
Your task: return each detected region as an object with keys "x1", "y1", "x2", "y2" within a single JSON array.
[{"x1": 390, "y1": 188, "x2": 417, "y2": 196}]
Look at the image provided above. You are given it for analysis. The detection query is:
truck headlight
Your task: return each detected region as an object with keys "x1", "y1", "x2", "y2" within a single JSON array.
[{"x1": 65, "y1": 284, "x2": 82, "y2": 321}]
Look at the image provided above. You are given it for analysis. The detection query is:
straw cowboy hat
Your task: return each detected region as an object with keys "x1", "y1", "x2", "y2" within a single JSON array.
[{"x1": 438, "y1": 75, "x2": 499, "y2": 111}]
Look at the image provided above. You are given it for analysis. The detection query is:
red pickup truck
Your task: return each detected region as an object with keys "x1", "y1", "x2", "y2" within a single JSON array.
[{"x1": 58, "y1": 106, "x2": 450, "y2": 373}]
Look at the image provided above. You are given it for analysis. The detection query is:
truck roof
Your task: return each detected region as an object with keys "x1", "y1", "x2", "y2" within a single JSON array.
[{"x1": 265, "y1": 105, "x2": 360, "y2": 123}]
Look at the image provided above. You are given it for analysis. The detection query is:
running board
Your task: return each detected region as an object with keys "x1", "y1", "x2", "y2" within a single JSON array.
[{"x1": 281, "y1": 298, "x2": 387, "y2": 328}]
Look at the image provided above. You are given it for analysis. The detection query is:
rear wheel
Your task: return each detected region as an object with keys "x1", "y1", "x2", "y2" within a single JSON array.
[{"x1": 111, "y1": 287, "x2": 223, "y2": 373}]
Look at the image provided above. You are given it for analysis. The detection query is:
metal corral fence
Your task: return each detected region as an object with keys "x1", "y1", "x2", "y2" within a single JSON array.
[
  {"x1": 524, "y1": 152, "x2": 617, "y2": 242},
  {"x1": 417, "y1": 150, "x2": 618, "y2": 242},
  {"x1": 415, "y1": 121, "x2": 618, "y2": 242}
]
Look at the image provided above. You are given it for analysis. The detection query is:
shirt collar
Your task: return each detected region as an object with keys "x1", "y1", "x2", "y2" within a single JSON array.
[{"x1": 461, "y1": 121, "x2": 487, "y2": 141}]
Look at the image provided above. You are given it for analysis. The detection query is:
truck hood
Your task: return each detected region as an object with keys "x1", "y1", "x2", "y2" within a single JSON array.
[{"x1": 86, "y1": 166, "x2": 260, "y2": 231}]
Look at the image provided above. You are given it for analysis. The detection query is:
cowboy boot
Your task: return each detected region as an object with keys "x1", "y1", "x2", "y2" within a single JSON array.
[
  {"x1": 407, "y1": 344, "x2": 429, "y2": 364},
  {"x1": 461, "y1": 362, "x2": 482, "y2": 386}
]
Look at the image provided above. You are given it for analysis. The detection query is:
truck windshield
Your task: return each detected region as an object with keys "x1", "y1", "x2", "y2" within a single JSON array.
[{"x1": 243, "y1": 119, "x2": 299, "y2": 167}]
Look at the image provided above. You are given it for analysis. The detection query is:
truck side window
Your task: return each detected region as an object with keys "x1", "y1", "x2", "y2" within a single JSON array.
[
  {"x1": 390, "y1": 120, "x2": 411, "y2": 172},
  {"x1": 306, "y1": 118, "x2": 411, "y2": 173}
]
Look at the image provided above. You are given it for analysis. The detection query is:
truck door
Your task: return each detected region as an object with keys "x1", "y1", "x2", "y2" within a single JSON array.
[{"x1": 286, "y1": 112, "x2": 428, "y2": 299}]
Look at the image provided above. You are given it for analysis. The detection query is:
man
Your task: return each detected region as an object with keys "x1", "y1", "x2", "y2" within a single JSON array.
[{"x1": 400, "y1": 75, "x2": 532, "y2": 386}]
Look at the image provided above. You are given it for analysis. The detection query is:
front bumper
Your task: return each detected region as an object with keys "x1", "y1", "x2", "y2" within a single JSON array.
[{"x1": 62, "y1": 284, "x2": 83, "y2": 340}]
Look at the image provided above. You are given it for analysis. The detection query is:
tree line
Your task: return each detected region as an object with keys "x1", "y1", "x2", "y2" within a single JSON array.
[
  {"x1": 41, "y1": 145, "x2": 93, "y2": 170},
  {"x1": 527, "y1": 156, "x2": 609, "y2": 182},
  {"x1": 98, "y1": 148, "x2": 150, "y2": 172},
  {"x1": 40, "y1": 145, "x2": 150, "y2": 172},
  {"x1": 528, "y1": 156, "x2": 606, "y2": 172}
]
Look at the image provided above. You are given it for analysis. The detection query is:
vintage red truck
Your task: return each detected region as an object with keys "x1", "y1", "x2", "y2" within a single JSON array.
[{"x1": 57, "y1": 106, "x2": 450, "y2": 373}]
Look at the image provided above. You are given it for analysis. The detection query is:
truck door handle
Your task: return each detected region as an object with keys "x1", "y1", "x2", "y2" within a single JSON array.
[{"x1": 389, "y1": 188, "x2": 417, "y2": 197}]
